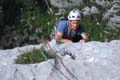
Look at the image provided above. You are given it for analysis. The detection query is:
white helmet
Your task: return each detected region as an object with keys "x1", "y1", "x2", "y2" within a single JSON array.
[{"x1": 68, "y1": 9, "x2": 81, "y2": 20}]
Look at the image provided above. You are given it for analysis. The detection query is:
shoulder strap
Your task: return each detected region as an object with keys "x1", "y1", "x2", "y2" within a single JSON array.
[
  {"x1": 63, "y1": 22, "x2": 72, "y2": 39},
  {"x1": 54, "y1": 16, "x2": 68, "y2": 31}
]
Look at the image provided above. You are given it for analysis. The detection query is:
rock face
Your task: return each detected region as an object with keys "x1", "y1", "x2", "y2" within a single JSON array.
[
  {"x1": 49, "y1": 0, "x2": 83, "y2": 8},
  {"x1": 48, "y1": 0, "x2": 113, "y2": 8},
  {"x1": 82, "y1": 6, "x2": 99, "y2": 15},
  {"x1": 95, "y1": 0, "x2": 112, "y2": 7},
  {"x1": 108, "y1": 16, "x2": 120, "y2": 27},
  {"x1": 0, "y1": 40, "x2": 120, "y2": 80},
  {"x1": 49, "y1": 0, "x2": 120, "y2": 27}
]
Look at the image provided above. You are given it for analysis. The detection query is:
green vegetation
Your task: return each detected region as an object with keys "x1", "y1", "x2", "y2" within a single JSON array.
[
  {"x1": 16, "y1": 0, "x2": 55, "y2": 40},
  {"x1": 81, "y1": 12, "x2": 120, "y2": 42},
  {"x1": 81, "y1": 14, "x2": 104, "y2": 41},
  {"x1": 15, "y1": 0, "x2": 120, "y2": 42},
  {"x1": 116, "y1": 11, "x2": 120, "y2": 16},
  {"x1": 15, "y1": 49, "x2": 54, "y2": 64},
  {"x1": 14, "y1": 0, "x2": 120, "y2": 64}
]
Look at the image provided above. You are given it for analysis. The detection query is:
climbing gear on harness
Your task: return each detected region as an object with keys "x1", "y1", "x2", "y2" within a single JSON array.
[{"x1": 61, "y1": 48, "x2": 76, "y2": 60}]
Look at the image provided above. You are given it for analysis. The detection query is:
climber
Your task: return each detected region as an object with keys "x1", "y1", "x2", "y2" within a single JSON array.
[{"x1": 55, "y1": 9, "x2": 89, "y2": 43}]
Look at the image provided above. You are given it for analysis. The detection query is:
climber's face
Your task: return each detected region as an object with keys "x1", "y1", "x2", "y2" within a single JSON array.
[{"x1": 69, "y1": 20, "x2": 80, "y2": 30}]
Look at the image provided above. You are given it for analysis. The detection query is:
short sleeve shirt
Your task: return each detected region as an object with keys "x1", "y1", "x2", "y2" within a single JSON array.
[{"x1": 56, "y1": 20, "x2": 85, "y2": 39}]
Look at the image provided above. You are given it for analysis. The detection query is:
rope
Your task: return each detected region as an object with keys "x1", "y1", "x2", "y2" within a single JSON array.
[
  {"x1": 44, "y1": 0, "x2": 53, "y2": 14},
  {"x1": 40, "y1": 49, "x2": 48, "y2": 61},
  {"x1": 47, "y1": 43, "x2": 78, "y2": 80},
  {"x1": 40, "y1": 42, "x2": 78, "y2": 80},
  {"x1": 40, "y1": 49, "x2": 64, "y2": 80}
]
